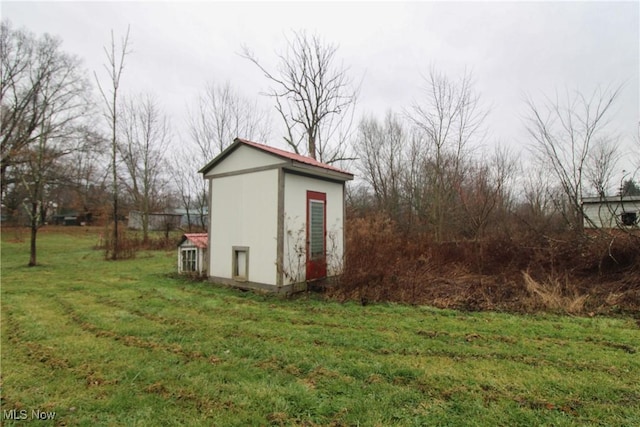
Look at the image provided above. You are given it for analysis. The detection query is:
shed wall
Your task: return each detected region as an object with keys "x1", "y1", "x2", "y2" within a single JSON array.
[
  {"x1": 282, "y1": 173, "x2": 345, "y2": 285},
  {"x1": 209, "y1": 169, "x2": 279, "y2": 285}
]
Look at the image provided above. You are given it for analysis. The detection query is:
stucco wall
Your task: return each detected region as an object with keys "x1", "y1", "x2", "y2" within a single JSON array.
[
  {"x1": 282, "y1": 173, "x2": 345, "y2": 285},
  {"x1": 209, "y1": 169, "x2": 279, "y2": 285}
]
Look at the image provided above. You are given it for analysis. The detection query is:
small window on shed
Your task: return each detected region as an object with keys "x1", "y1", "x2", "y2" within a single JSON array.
[
  {"x1": 181, "y1": 248, "x2": 197, "y2": 272},
  {"x1": 232, "y1": 246, "x2": 249, "y2": 281},
  {"x1": 621, "y1": 212, "x2": 638, "y2": 226}
]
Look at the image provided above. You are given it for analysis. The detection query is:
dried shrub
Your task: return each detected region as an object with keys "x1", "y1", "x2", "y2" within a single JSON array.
[
  {"x1": 328, "y1": 213, "x2": 640, "y2": 315},
  {"x1": 97, "y1": 227, "x2": 179, "y2": 258},
  {"x1": 522, "y1": 271, "x2": 588, "y2": 314},
  {"x1": 100, "y1": 229, "x2": 138, "y2": 260}
]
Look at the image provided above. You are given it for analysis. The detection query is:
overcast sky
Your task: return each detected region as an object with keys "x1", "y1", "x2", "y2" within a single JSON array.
[{"x1": 3, "y1": 1, "x2": 639, "y2": 176}]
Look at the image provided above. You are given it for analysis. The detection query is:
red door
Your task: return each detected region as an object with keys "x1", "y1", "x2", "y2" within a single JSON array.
[{"x1": 306, "y1": 191, "x2": 326, "y2": 281}]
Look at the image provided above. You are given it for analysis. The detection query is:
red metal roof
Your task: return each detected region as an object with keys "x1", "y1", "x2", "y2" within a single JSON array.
[
  {"x1": 181, "y1": 233, "x2": 208, "y2": 249},
  {"x1": 235, "y1": 138, "x2": 353, "y2": 177}
]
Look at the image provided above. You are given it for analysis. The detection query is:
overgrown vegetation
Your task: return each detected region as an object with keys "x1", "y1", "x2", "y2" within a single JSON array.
[
  {"x1": 97, "y1": 225, "x2": 180, "y2": 260},
  {"x1": 2, "y1": 227, "x2": 639, "y2": 426},
  {"x1": 331, "y1": 214, "x2": 640, "y2": 315}
]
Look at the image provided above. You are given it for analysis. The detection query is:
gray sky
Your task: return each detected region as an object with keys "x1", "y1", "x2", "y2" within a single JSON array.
[{"x1": 3, "y1": 1, "x2": 639, "y2": 177}]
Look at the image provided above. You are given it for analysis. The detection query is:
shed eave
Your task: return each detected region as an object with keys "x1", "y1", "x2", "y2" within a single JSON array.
[
  {"x1": 582, "y1": 195, "x2": 640, "y2": 204},
  {"x1": 285, "y1": 161, "x2": 354, "y2": 182}
]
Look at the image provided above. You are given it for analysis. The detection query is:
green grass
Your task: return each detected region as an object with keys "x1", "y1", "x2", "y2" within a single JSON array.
[{"x1": 1, "y1": 227, "x2": 639, "y2": 426}]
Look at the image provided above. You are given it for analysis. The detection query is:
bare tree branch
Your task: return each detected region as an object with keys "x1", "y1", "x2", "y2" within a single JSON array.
[
  {"x1": 186, "y1": 81, "x2": 271, "y2": 160},
  {"x1": 524, "y1": 84, "x2": 622, "y2": 230},
  {"x1": 241, "y1": 30, "x2": 358, "y2": 163},
  {"x1": 405, "y1": 68, "x2": 488, "y2": 241},
  {"x1": 1, "y1": 20, "x2": 93, "y2": 265},
  {"x1": 119, "y1": 93, "x2": 171, "y2": 241}
]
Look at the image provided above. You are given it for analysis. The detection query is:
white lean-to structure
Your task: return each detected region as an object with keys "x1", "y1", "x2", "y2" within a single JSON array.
[
  {"x1": 582, "y1": 196, "x2": 640, "y2": 229},
  {"x1": 199, "y1": 138, "x2": 353, "y2": 293}
]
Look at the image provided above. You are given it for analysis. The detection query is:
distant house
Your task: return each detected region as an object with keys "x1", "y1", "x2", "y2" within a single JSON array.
[
  {"x1": 178, "y1": 233, "x2": 208, "y2": 275},
  {"x1": 582, "y1": 196, "x2": 640, "y2": 229},
  {"x1": 173, "y1": 207, "x2": 208, "y2": 230},
  {"x1": 128, "y1": 211, "x2": 182, "y2": 231},
  {"x1": 51, "y1": 211, "x2": 92, "y2": 226},
  {"x1": 51, "y1": 213, "x2": 81, "y2": 226},
  {"x1": 199, "y1": 138, "x2": 354, "y2": 293}
]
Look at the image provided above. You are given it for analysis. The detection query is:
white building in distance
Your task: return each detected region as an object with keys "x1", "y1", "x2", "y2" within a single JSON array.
[{"x1": 582, "y1": 195, "x2": 640, "y2": 229}]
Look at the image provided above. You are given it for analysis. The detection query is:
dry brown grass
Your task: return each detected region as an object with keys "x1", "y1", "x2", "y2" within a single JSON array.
[
  {"x1": 328, "y1": 214, "x2": 640, "y2": 315},
  {"x1": 522, "y1": 272, "x2": 588, "y2": 315}
]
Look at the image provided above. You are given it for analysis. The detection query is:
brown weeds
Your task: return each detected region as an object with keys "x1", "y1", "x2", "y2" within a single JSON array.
[
  {"x1": 328, "y1": 214, "x2": 640, "y2": 315},
  {"x1": 522, "y1": 272, "x2": 588, "y2": 314},
  {"x1": 97, "y1": 227, "x2": 178, "y2": 259}
]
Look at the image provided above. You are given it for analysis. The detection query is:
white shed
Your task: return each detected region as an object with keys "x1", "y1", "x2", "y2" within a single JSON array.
[
  {"x1": 178, "y1": 233, "x2": 208, "y2": 275},
  {"x1": 199, "y1": 138, "x2": 354, "y2": 293},
  {"x1": 582, "y1": 196, "x2": 640, "y2": 229}
]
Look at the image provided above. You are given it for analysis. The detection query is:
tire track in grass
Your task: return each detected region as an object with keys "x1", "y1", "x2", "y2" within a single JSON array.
[
  {"x1": 52, "y1": 295, "x2": 222, "y2": 365},
  {"x1": 1, "y1": 297, "x2": 121, "y2": 416},
  {"x1": 60, "y1": 288, "x2": 240, "y2": 351},
  {"x1": 148, "y1": 285, "x2": 377, "y2": 339},
  {"x1": 411, "y1": 329, "x2": 638, "y2": 374},
  {"x1": 4, "y1": 293, "x2": 229, "y2": 419},
  {"x1": 3, "y1": 305, "x2": 71, "y2": 370},
  {"x1": 82, "y1": 288, "x2": 412, "y2": 392},
  {"x1": 56, "y1": 287, "x2": 307, "y2": 368},
  {"x1": 64, "y1": 284, "x2": 639, "y2": 395},
  {"x1": 80, "y1": 287, "x2": 307, "y2": 345},
  {"x1": 90, "y1": 293, "x2": 192, "y2": 330},
  {"x1": 147, "y1": 283, "x2": 403, "y2": 342},
  {"x1": 97, "y1": 283, "x2": 629, "y2": 381},
  {"x1": 50, "y1": 298, "x2": 242, "y2": 420},
  {"x1": 138, "y1": 286, "x2": 259, "y2": 319}
]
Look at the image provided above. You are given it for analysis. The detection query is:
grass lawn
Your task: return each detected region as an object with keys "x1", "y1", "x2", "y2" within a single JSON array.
[{"x1": 1, "y1": 227, "x2": 639, "y2": 426}]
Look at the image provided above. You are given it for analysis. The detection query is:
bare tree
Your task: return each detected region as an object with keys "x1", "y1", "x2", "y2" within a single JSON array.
[
  {"x1": 1, "y1": 21, "x2": 92, "y2": 266},
  {"x1": 354, "y1": 111, "x2": 405, "y2": 221},
  {"x1": 1, "y1": 21, "x2": 91, "y2": 199},
  {"x1": 171, "y1": 147, "x2": 208, "y2": 231},
  {"x1": 585, "y1": 137, "x2": 620, "y2": 197},
  {"x1": 63, "y1": 125, "x2": 109, "y2": 219},
  {"x1": 242, "y1": 30, "x2": 357, "y2": 163},
  {"x1": 94, "y1": 27, "x2": 131, "y2": 260},
  {"x1": 456, "y1": 146, "x2": 517, "y2": 240},
  {"x1": 524, "y1": 85, "x2": 621, "y2": 230},
  {"x1": 187, "y1": 81, "x2": 270, "y2": 160},
  {"x1": 181, "y1": 81, "x2": 271, "y2": 231},
  {"x1": 119, "y1": 93, "x2": 171, "y2": 241},
  {"x1": 1, "y1": 20, "x2": 34, "y2": 197},
  {"x1": 406, "y1": 68, "x2": 488, "y2": 241}
]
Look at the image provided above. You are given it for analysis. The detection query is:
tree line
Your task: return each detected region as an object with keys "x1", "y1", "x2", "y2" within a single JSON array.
[{"x1": 1, "y1": 20, "x2": 638, "y2": 266}]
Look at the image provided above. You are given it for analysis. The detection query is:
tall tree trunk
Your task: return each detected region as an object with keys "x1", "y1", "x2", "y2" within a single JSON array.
[
  {"x1": 112, "y1": 127, "x2": 119, "y2": 260},
  {"x1": 28, "y1": 201, "x2": 38, "y2": 267},
  {"x1": 142, "y1": 211, "x2": 149, "y2": 243},
  {"x1": 95, "y1": 27, "x2": 130, "y2": 260}
]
